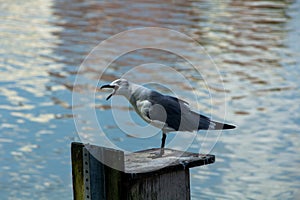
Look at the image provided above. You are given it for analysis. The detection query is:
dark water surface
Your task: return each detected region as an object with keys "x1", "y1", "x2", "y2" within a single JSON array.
[{"x1": 1, "y1": 0, "x2": 300, "y2": 199}]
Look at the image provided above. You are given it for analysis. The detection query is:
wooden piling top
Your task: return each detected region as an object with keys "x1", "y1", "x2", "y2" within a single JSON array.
[
  {"x1": 125, "y1": 148, "x2": 215, "y2": 174},
  {"x1": 72, "y1": 143, "x2": 216, "y2": 200}
]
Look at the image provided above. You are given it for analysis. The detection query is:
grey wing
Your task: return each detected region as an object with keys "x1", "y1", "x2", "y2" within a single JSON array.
[{"x1": 148, "y1": 92, "x2": 206, "y2": 131}]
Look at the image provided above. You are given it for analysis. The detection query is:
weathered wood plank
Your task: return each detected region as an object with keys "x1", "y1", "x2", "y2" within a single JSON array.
[
  {"x1": 71, "y1": 142, "x2": 85, "y2": 200},
  {"x1": 89, "y1": 150, "x2": 105, "y2": 200},
  {"x1": 125, "y1": 148, "x2": 215, "y2": 174},
  {"x1": 84, "y1": 144, "x2": 125, "y2": 200},
  {"x1": 124, "y1": 168, "x2": 190, "y2": 200}
]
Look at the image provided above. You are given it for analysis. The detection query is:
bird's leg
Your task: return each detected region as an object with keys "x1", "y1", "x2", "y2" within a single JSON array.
[
  {"x1": 149, "y1": 132, "x2": 167, "y2": 159},
  {"x1": 159, "y1": 132, "x2": 167, "y2": 156}
]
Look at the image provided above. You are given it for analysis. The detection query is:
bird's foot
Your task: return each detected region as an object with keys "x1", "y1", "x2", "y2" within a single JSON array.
[{"x1": 149, "y1": 149, "x2": 164, "y2": 159}]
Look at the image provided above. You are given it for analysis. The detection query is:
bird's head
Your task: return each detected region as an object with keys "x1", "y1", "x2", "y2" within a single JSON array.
[{"x1": 100, "y1": 79, "x2": 130, "y2": 100}]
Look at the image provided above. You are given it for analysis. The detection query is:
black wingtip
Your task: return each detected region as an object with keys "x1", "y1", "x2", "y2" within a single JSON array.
[{"x1": 222, "y1": 123, "x2": 236, "y2": 129}]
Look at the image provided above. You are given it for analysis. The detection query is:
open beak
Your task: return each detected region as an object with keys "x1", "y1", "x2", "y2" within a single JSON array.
[{"x1": 100, "y1": 84, "x2": 116, "y2": 100}]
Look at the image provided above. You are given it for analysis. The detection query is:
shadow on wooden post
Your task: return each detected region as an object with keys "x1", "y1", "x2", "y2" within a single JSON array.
[{"x1": 71, "y1": 142, "x2": 215, "y2": 200}]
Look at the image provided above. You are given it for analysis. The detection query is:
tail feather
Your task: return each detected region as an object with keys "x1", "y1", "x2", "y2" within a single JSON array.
[{"x1": 197, "y1": 113, "x2": 236, "y2": 130}]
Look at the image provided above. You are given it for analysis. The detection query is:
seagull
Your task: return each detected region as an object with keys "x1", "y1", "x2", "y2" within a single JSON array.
[{"x1": 101, "y1": 78, "x2": 235, "y2": 157}]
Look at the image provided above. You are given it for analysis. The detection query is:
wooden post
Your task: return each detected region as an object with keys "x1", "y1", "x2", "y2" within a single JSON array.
[{"x1": 71, "y1": 142, "x2": 215, "y2": 200}]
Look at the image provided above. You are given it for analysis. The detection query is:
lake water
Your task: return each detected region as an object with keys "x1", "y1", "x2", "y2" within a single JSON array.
[{"x1": 1, "y1": 0, "x2": 300, "y2": 199}]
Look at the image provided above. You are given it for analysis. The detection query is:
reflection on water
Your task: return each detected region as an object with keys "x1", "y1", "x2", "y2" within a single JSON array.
[{"x1": 1, "y1": 0, "x2": 300, "y2": 199}]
